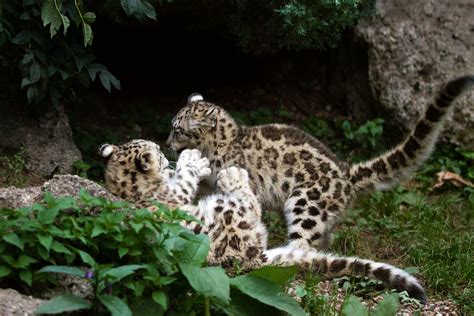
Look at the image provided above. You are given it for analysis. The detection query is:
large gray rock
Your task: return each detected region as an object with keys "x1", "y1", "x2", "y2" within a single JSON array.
[
  {"x1": 356, "y1": 0, "x2": 474, "y2": 147},
  {"x1": 0, "y1": 80, "x2": 82, "y2": 178}
]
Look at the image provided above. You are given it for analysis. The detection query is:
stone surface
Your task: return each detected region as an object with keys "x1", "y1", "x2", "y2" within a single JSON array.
[
  {"x1": 0, "y1": 289, "x2": 45, "y2": 316},
  {"x1": 0, "y1": 174, "x2": 119, "y2": 209},
  {"x1": 356, "y1": 0, "x2": 474, "y2": 147},
  {"x1": 0, "y1": 72, "x2": 82, "y2": 179}
]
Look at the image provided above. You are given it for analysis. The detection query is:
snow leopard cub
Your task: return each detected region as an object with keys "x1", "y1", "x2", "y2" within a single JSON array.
[
  {"x1": 100, "y1": 139, "x2": 268, "y2": 267},
  {"x1": 167, "y1": 76, "x2": 474, "y2": 251}
]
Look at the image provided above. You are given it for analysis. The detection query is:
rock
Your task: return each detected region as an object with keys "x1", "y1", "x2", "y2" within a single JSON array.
[
  {"x1": 356, "y1": 0, "x2": 474, "y2": 147},
  {"x1": 0, "y1": 75, "x2": 82, "y2": 179},
  {"x1": 0, "y1": 174, "x2": 119, "y2": 209},
  {"x1": 0, "y1": 289, "x2": 45, "y2": 316}
]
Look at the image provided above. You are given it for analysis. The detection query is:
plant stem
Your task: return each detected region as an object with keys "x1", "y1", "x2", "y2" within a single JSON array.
[{"x1": 204, "y1": 297, "x2": 210, "y2": 316}]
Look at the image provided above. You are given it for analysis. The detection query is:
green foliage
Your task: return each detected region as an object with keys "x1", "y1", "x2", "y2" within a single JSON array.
[
  {"x1": 0, "y1": 0, "x2": 158, "y2": 106},
  {"x1": 0, "y1": 190, "x2": 304, "y2": 315},
  {"x1": 0, "y1": 148, "x2": 28, "y2": 187},
  {"x1": 229, "y1": 0, "x2": 374, "y2": 53},
  {"x1": 341, "y1": 118, "x2": 385, "y2": 150},
  {"x1": 340, "y1": 293, "x2": 399, "y2": 316},
  {"x1": 294, "y1": 272, "x2": 339, "y2": 314},
  {"x1": 334, "y1": 181, "x2": 473, "y2": 313},
  {"x1": 36, "y1": 294, "x2": 92, "y2": 314}
]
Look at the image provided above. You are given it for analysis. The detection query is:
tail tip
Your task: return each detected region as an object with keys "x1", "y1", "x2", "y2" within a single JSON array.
[
  {"x1": 408, "y1": 284, "x2": 428, "y2": 305},
  {"x1": 445, "y1": 75, "x2": 474, "y2": 95}
]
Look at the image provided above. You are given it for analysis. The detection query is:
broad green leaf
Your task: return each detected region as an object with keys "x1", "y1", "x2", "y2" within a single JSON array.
[
  {"x1": 78, "y1": 250, "x2": 96, "y2": 266},
  {"x1": 60, "y1": 14, "x2": 70, "y2": 35},
  {"x1": 17, "y1": 255, "x2": 37, "y2": 268},
  {"x1": 217, "y1": 287, "x2": 280, "y2": 315},
  {"x1": 98, "y1": 295, "x2": 132, "y2": 316},
  {"x1": 91, "y1": 225, "x2": 107, "y2": 238},
  {"x1": 21, "y1": 77, "x2": 32, "y2": 89},
  {"x1": 82, "y1": 22, "x2": 93, "y2": 46},
  {"x1": 104, "y1": 265, "x2": 144, "y2": 284},
  {"x1": 118, "y1": 246, "x2": 129, "y2": 258},
  {"x1": 230, "y1": 275, "x2": 305, "y2": 316},
  {"x1": 41, "y1": 0, "x2": 63, "y2": 37},
  {"x1": 30, "y1": 62, "x2": 41, "y2": 83},
  {"x1": 51, "y1": 241, "x2": 71, "y2": 254},
  {"x1": 0, "y1": 265, "x2": 11, "y2": 278},
  {"x1": 131, "y1": 297, "x2": 164, "y2": 316},
  {"x1": 130, "y1": 222, "x2": 143, "y2": 233},
  {"x1": 99, "y1": 69, "x2": 120, "y2": 92},
  {"x1": 152, "y1": 291, "x2": 168, "y2": 310},
  {"x1": 174, "y1": 233, "x2": 210, "y2": 266},
  {"x1": 3, "y1": 232, "x2": 23, "y2": 250},
  {"x1": 372, "y1": 293, "x2": 399, "y2": 316},
  {"x1": 120, "y1": 0, "x2": 156, "y2": 21},
  {"x1": 38, "y1": 206, "x2": 61, "y2": 224},
  {"x1": 11, "y1": 30, "x2": 30, "y2": 45},
  {"x1": 179, "y1": 263, "x2": 230, "y2": 304},
  {"x1": 19, "y1": 270, "x2": 33, "y2": 286},
  {"x1": 38, "y1": 234, "x2": 53, "y2": 250},
  {"x1": 248, "y1": 265, "x2": 298, "y2": 285},
  {"x1": 36, "y1": 294, "x2": 92, "y2": 314},
  {"x1": 26, "y1": 85, "x2": 38, "y2": 103},
  {"x1": 83, "y1": 12, "x2": 96, "y2": 24},
  {"x1": 340, "y1": 295, "x2": 368, "y2": 316},
  {"x1": 38, "y1": 265, "x2": 86, "y2": 278}
]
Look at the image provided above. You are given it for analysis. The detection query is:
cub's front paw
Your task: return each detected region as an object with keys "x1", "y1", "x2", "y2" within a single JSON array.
[
  {"x1": 217, "y1": 166, "x2": 250, "y2": 194},
  {"x1": 178, "y1": 149, "x2": 211, "y2": 178},
  {"x1": 177, "y1": 149, "x2": 202, "y2": 165}
]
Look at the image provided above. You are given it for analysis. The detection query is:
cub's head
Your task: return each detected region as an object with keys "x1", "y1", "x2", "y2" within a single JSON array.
[
  {"x1": 166, "y1": 93, "x2": 237, "y2": 152},
  {"x1": 99, "y1": 139, "x2": 169, "y2": 200}
]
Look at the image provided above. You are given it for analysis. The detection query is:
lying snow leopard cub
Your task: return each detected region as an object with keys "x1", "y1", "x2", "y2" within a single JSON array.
[
  {"x1": 99, "y1": 139, "x2": 268, "y2": 267},
  {"x1": 100, "y1": 139, "x2": 427, "y2": 303},
  {"x1": 167, "y1": 76, "x2": 474, "y2": 251}
]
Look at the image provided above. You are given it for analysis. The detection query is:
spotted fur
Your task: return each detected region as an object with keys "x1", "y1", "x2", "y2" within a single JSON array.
[
  {"x1": 101, "y1": 139, "x2": 427, "y2": 303},
  {"x1": 100, "y1": 140, "x2": 268, "y2": 266},
  {"x1": 167, "y1": 76, "x2": 474, "y2": 251}
]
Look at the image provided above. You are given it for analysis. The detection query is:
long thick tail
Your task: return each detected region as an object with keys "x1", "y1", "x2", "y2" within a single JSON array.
[
  {"x1": 349, "y1": 76, "x2": 474, "y2": 192},
  {"x1": 262, "y1": 246, "x2": 427, "y2": 304}
]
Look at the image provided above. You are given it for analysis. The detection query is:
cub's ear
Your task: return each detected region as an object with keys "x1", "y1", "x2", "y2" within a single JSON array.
[
  {"x1": 188, "y1": 93, "x2": 204, "y2": 104},
  {"x1": 99, "y1": 144, "x2": 117, "y2": 158},
  {"x1": 189, "y1": 107, "x2": 218, "y2": 129},
  {"x1": 135, "y1": 150, "x2": 156, "y2": 172}
]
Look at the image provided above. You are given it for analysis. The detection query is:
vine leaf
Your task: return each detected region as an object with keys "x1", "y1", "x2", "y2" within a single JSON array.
[{"x1": 41, "y1": 0, "x2": 66, "y2": 37}]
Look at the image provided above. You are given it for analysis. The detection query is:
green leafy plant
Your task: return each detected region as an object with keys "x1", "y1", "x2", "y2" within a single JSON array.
[
  {"x1": 340, "y1": 293, "x2": 399, "y2": 316},
  {"x1": 341, "y1": 118, "x2": 385, "y2": 150},
  {"x1": 0, "y1": 190, "x2": 306, "y2": 315},
  {"x1": 73, "y1": 160, "x2": 91, "y2": 178},
  {"x1": 0, "y1": 148, "x2": 27, "y2": 187},
  {"x1": 0, "y1": 0, "x2": 158, "y2": 106},
  {"x1": 229, "y1": 0, "x2": 374, "y2": 53}
]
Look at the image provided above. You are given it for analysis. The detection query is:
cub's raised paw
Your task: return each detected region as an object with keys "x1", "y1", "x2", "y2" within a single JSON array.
[
  {"x1": 177, "y1": 149, "x2": 211, "y2": 178},
  {"x1": 177, "y1": 149, "x2": 202, "y2": 165},
  {"x1": 217, "y1": 166, "x2": 250, "y2": 194}
]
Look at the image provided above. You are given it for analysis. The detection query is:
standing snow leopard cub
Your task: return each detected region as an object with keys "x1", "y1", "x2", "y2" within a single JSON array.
[
  {"x1": 100, "y1": 139, "x2": 427, "y2": 303},
  {"x1": 166, "y1": 76, "x2": 474, "y2": 251}
]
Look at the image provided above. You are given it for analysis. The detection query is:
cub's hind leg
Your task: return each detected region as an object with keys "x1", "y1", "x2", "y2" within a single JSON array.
[
  {"x1": 284, "y1": 183, "x2": 346, "y2": 250},
  {"x1": 209, "y1": 166, "x2": 268, "y2": 266}
]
